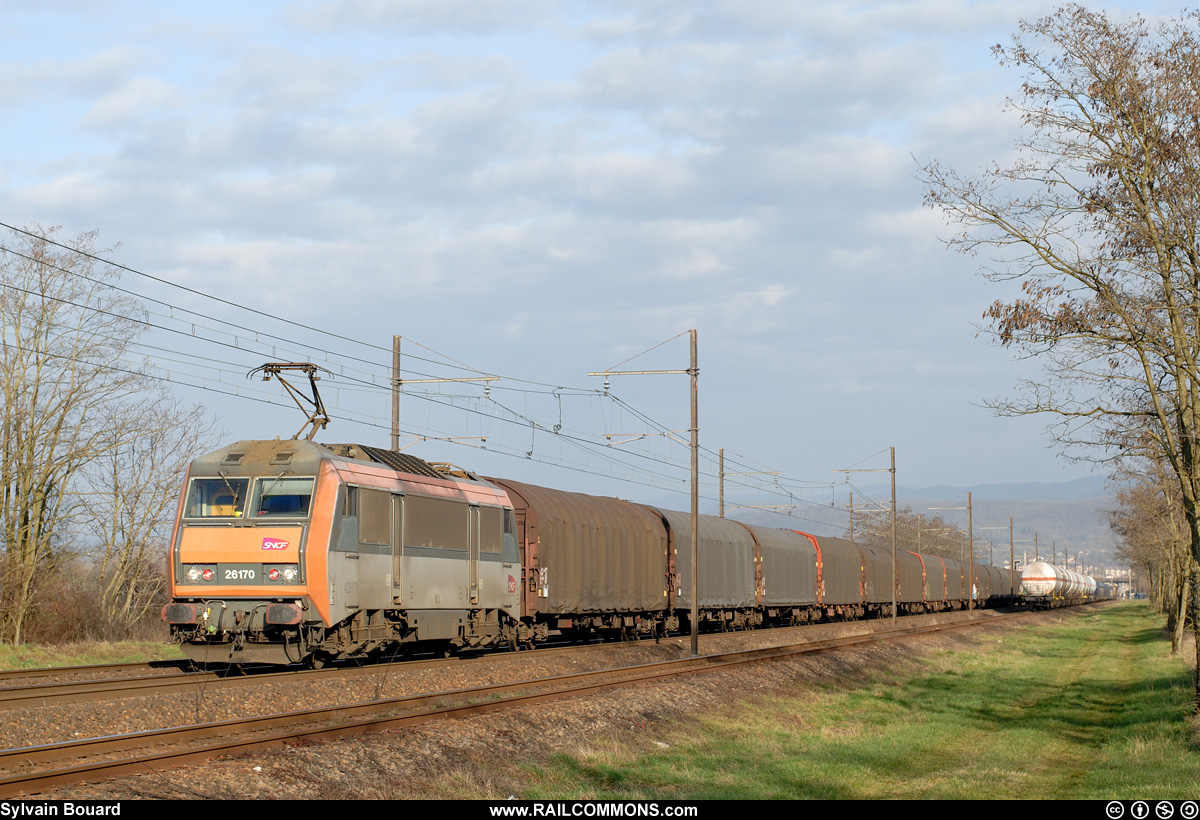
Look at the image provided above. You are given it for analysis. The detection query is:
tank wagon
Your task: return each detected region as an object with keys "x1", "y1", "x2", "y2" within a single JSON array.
[
  {"x1": 161, "y1": 439, "x2": 1047, "y2": 666},
  {"x1": 1020, "y1": 561, "x2": 1111, "y2": 608}
]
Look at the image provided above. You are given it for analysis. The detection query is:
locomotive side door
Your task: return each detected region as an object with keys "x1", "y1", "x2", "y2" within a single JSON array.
[
  {"x1": 468, "y1": 504, "x2": 480, "y2": 605},
  {"x1": 392, "y1": 494, "x2": 403, "y2": 602},
  {"x1": 355, "y1": 487, "x2": 392, "y2": 609}
]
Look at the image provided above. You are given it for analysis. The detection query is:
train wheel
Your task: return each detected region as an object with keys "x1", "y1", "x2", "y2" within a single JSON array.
[
  {"x1": 501, "y1": 620, "x2": 520, "y2": 652},
  {"x1": 308, "y1": 652, "x2": 329, "y2": 670}
]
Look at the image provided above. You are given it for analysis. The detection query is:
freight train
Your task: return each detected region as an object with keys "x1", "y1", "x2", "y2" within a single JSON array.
[{"x1": 161, "y1": 439, "x2": 1105, "y2": 666}]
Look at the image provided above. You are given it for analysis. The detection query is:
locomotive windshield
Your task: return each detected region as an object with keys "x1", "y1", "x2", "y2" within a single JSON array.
[
  {"x1": 184, "y1": 477, "x2": 249, "y2": 518},
  {"x1": 252, "y1": 476, "x2": 315, "y2": 517}
]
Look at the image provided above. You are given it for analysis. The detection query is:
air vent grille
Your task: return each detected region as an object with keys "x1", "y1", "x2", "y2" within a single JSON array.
[{"x1": 349, "y1": 445, "x2": 450, "y2": 479}]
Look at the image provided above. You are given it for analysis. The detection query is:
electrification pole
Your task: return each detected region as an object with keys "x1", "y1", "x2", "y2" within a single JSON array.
[
  {"x1": 836, "y1": 448, "x2": 896, "y2": 622},
  {"x1": 930, "y1": 493, "x2": 975, "y2": 613},
  {"x1": 389, "y1": 334, "x2": 496, "y2": 451},
  {"x1": 719, "y1": 448, "x2": 724, "y2": 518},
  {"x1": 590, "y1": 330, "x2": 700, "y2": 657},
  {"x1": 392, "y1": 335, "x2": 401, "y2": 451}
]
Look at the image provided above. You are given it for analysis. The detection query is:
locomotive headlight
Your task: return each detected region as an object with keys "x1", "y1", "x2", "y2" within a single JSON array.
[
  {"x1": 185, "y1": 566, "x2": 215, "y2": 583},
  {"x1": 265, "y1": 565, "x2": 298, "y2": 582}
]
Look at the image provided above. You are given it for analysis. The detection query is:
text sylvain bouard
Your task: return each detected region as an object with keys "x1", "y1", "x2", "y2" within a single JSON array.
[{"x1": 0, "y1": 805, "x2": 120, "y2": 817}]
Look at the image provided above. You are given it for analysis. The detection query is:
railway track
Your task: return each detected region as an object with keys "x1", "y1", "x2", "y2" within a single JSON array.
[
  {"x1": 0, "y1": 608, "x2": 1035, "y2": 797},
  {"x1": 0, "y1": 663, "x2": 316, "y2": 709},
  {"x1": 0, "y1": 659, "x2": 190, "y2": 686},
  {"x1": 0, "y1": 621, "x2": 854, "y2": 709},
  {"x1": 0, "y1": 634, "x2": 675, "y2": 708}
]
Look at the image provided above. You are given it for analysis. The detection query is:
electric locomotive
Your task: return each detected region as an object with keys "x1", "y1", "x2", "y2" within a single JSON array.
[{"x1": 161, "y1": 439, "x2": 527, "y2": 666}]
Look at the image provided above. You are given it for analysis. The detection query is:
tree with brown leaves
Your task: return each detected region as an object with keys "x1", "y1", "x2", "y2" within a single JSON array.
[{"x1": 922, "y1": 6, "x2": 1200, "y2": 710}]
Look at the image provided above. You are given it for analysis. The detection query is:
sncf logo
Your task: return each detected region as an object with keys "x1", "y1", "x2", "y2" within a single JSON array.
[
  {"x1": 507, "y1": 575, "x2": 518, "y2": 594},
  {"x1": 262, "y1": 538, "x2": 289, "y2": 550}
]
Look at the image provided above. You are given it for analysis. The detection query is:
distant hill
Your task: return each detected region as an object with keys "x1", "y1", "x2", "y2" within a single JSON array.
[{"x1": 859, "y1": 475, "x2": 1108, "y2": 502}]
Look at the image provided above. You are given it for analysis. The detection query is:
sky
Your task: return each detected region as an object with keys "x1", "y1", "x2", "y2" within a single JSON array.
[{"x1": 0, "y1": 0, "x2": 1178, "y2": 531}]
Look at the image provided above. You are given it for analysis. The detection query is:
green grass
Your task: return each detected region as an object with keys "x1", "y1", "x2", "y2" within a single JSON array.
[
  {"x1": 0, "y1": 640, "x2": 185, "y2": 670},
  {"x1": 516, "y1": 603, "x2": 1200, "y2": 800}
]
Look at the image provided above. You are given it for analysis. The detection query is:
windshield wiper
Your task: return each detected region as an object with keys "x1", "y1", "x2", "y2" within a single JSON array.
[
  {"x1": 259, "y1": 469, "x2": 293, "y2": 500},
  {"x1": 217, "y1": 469, "x2": 241, "y2": 504}
]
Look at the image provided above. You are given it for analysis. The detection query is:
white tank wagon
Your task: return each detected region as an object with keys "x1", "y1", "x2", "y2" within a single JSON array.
[{"x1": 1020, "y1": 561, "x2": 1109, "y2": 608}]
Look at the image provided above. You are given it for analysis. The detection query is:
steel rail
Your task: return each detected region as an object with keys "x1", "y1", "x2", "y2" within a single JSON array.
[
  {"x1": 0, "y1": 660, "x2": 189, "y2": 685},
  {"x1": 0, "y1": 666, "x2": 306, "y2": 709}
]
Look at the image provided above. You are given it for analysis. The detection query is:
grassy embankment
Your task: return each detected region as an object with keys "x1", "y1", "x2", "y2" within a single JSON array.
[
  {"x1": 519, "y1": 602, "x2": 1199, "y2": 800},
  {"x1": 0, "y1": 640, "x2": 184, "y2": 670}
]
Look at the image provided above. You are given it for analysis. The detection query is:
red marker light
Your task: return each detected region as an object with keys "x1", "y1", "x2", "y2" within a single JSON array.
[
  {"x1": 268, "y1": 568, "x2": 280, "y2": 581},
  {"x1": 201, "y1": 568, "x2": 214, "y2": 581}
]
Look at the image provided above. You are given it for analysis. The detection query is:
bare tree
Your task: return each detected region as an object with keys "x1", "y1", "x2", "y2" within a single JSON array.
[
  {"x1": 1109, "y1": 462, "x2": 1190, "y2": 652},
  {"x1": 849, "y1": 506, "x2": 969, "y2": 561},
  {"x1": 0, "y1": 226, "x2": 151, "y2": 643},
  {"x1": 78, "y1": 394, "x2": 216, "y2": 637},
  {"x1": 0, "y1": 224, "x2": 215, "y2": 644},
  {"x1": 921, "y1": 6, "x2": 1200, "y2": 709}
]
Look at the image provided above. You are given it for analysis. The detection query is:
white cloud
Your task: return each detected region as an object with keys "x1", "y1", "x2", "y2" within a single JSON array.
[
  {"x1": 292, "y1": 0, "x2": 560, "y2": 34},
  {"x1": 82, "y1": 76, "x2": 178, "y2": 129},
  {"x1": 388, "y1": 52, "x2": 525, "y2": 91}
]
